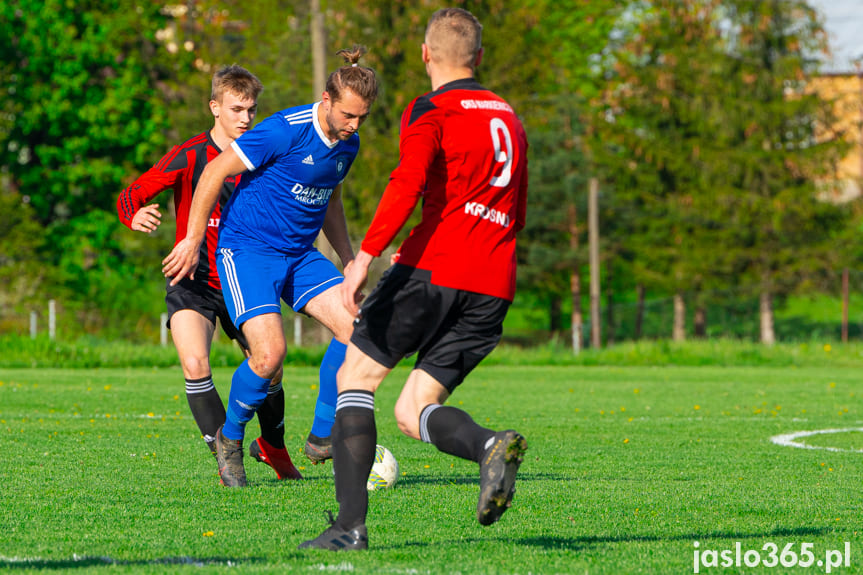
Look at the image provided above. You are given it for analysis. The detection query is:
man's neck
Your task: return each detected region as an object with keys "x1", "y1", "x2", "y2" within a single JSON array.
[
  {"x1": 210, "y1": 126, "x2": 232, "y2": 151},
  {"x1": 429, "y1": 67, "x2": 474, "y2": 91}
]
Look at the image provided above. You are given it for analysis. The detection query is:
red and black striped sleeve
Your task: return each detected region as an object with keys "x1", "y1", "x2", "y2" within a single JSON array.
[{"x1": 116, "y1": 133, "x2": 207, "y2": 229}]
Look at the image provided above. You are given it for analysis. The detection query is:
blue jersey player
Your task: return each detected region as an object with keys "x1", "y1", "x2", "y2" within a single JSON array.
[{"x1": 162, "y1": 47, "x2": 379, "y2": 487}]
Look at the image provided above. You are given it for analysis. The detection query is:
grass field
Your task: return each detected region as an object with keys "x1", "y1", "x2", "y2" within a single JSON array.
[{"x1": 1, "y1": 364, "x2": 861, "y2": 574}]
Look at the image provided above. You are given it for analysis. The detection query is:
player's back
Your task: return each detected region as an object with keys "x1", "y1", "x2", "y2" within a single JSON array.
[{"x1": 397, "y1": 79, "x2": 528, "y2": 301}]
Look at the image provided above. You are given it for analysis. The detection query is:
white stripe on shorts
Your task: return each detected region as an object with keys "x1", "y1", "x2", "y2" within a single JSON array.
[
  {"x1": 293, "y1": 276, "x2": 341, "y2": 309},
  {"x1": 219, "y1": 248, "x2": 245, "y2": 318}
]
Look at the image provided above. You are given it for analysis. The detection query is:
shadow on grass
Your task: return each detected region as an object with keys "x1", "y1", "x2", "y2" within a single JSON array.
[
  {"x1": 0, "y1": 555, "x2": 264, "y2": 570},
  {"x1": 381, "y1": 526, "x2": 837, "y2": 553},
  {"x1": 396, "y1": 470, "x2": 568, "y2": 487},
  {"x1": 516, "y1": 525, "x2": 836, "y2": 551}
]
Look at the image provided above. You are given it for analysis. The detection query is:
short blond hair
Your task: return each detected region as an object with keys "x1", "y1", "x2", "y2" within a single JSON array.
[
  {"x1": 425, "y1": 8, "x2": 482, "y2": 69},
  {"x1": 211, "y1": 64, "x2": 263, "y2": 103}
]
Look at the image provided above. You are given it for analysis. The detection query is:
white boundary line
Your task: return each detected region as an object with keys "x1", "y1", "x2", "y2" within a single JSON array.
[{"x1": 770, "y1": 427, "x2": 863, "y2": 453}]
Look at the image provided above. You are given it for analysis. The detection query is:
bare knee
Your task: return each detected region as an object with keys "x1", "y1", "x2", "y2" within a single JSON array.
[
  {"x1": 179, "y1": 353, "x2": 211, "y2": 380},
  {"x1": 394, "y1": 395, "x2": 423, "y2": 440},
  {"x1": 249, "y1": 345, "x2": 286, "y2": 379}
]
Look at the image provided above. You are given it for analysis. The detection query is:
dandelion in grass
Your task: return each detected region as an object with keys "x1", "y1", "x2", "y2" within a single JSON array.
[
  {"x1": 203, "y1": 531, "x2": 214, "y2": 537},
  {"x1": 824, "y1": 344, "x2": 831, "y2": 352}
]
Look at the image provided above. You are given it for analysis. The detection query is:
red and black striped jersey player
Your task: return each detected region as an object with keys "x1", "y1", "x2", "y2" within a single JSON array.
[
  {"x1": 116, "y1": 65, "x2": 303, "y2": 482},
  {"x1": 300, "y1": 7, "x2": 530, "y2": 551}
]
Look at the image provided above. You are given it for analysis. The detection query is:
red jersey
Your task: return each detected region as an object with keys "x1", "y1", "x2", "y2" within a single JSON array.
[
  {"x1": 361, "y1": 78, "x2": 528, "y2": 301},
  {"x1": 117, "y1": 131, "x2": 239, "y2": 289}
]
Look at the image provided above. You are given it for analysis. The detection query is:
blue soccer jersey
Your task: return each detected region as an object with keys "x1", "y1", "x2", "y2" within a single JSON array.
[{"x1": 219, "y1": 102, "x2": 359, "y2": 254}]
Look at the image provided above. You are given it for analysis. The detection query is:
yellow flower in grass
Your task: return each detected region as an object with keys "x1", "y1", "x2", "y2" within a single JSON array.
[
  {"x1": 202, "y1": 530, "x2": 214, "y2": 537},
  {"x1": 824, "y1": 344, "x2": 832, "y2": 353}
]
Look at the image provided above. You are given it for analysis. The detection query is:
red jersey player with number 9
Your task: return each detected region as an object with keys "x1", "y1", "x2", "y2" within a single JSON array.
[{"x1": 301, "y1": 7, "x2": 529, "y2": 551}]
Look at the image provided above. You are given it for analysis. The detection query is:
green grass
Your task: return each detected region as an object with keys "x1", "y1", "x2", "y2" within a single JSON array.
[
  {"x1": 1, "y1": 364, "x2": 862, "y2": 573},
  {"x1": 7, "y1": 333, "x2": 863, "y2": 369}
]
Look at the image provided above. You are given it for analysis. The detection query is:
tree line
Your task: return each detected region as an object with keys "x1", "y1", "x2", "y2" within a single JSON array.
[{"x1": 0, "y1": 0, "x2": 859, "y2": 345}]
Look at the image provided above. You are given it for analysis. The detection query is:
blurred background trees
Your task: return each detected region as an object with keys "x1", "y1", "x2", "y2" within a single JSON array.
[{"x1": 0, "y1": 0, "x2": 859, "y2": 346}]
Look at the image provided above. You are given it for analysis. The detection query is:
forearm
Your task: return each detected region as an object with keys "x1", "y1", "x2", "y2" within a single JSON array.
[
  {"x1": 185, "y1": 166, "x2": 222, "y2": 244},
  {"x1": 118, "y1": 169, "x2": 172, "y2": 228},
  {"x1": 360, "y1": 181, "x2": 420, "y2": 257},
  {"x1": 322, "y1": 189, "x2": 355, "y2": 267}
]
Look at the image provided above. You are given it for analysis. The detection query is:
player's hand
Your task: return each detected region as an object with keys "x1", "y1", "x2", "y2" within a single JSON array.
[
  {"x1": 341, "y1": 258, "x2": 369, "y2": 316},
  {"x1": 161, "y1": 237, "x2": 200, "y2": 286},
  {"x1": 131, "y1": 204, "x2": 162, "y2": 233}
]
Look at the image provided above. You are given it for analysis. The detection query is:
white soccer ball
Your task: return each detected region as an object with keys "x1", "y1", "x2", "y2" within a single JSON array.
[{"x1": 367, "y1": 445, "x2": 399, "y2": 490}]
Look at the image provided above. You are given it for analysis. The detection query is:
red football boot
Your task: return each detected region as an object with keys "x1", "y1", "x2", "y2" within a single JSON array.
[{"x1": 249, "y1": 437, "x2": 303, "y2": 480}]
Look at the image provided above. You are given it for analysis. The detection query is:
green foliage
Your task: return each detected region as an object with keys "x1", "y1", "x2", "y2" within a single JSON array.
[
  {"x1": 589, "y1": 0, "x2": 853, "y2": 342},
  {"x1": 4, "y1": 333, "x2": 863, "y2": 369},
  {"x1": 0, "y1": 187, "x2": 46, "y2": 330},
  {"x1": 0, "y1": 0, "x2": 190, "y2": 223},
  {"x1": 0, "y1": 334, "x2": 330, "y2": 368},
  {"x1": 0, "y1": 1, "x2": 858, "y2": 344}
]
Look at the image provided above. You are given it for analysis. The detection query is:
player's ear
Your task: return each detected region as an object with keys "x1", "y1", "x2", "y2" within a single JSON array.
[
  {"x1": 209, "y1": 99, "x2": 220, "y2": 118},
  {"x1": 474, "y1": 47, "x2": 483, "y2": 68},
  {"x1": 421, "y1": 43, "x2": 430, "y2": 64}
]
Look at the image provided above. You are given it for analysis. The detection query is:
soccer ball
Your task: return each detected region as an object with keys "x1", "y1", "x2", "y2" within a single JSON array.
[{"x1": 367, "y1": 445, "x2": 399, "y2": 490}]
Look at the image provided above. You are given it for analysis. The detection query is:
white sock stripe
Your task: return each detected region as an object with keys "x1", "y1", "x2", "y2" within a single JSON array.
[
  {"x1": 336, "y1": 392, "x2": 374, "y2": 412},
  {"x1": 268, "y1": 381, "x2": 282, "y2": 394},
  {"x1": 419, "y1": 404, "x2": 441, "y2": 444},
  {"x1": 185, "y1": 379, "x2": 215, "y2": 394},
  {"x1": 337, "y1": 399, "x2": 375, "y2": 411}
]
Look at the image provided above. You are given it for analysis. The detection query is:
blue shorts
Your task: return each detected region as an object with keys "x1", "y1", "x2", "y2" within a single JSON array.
[{"x1": 217, "y1": 246, "x2": 343, "y2": 329}]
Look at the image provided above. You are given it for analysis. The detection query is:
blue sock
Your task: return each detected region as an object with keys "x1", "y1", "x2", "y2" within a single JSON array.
[
  {"x1": 310, "y1": 338, "x2": 346, "y2": 438},
  {"x1": 223, "y1": 359, "x2": 272, "y2": 441}
]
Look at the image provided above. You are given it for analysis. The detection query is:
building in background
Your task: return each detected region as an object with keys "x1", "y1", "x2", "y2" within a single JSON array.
[{"x1": 810, "y1": 69, "x2": 863, "y2": 201}]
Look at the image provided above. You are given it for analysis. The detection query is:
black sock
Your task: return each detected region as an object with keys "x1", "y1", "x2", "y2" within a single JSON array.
[
  {"x1": 256, "y1": 380, "x2": 285, "y2": 449},
  {"x1": 420, "y1": 404, "x2": 495, "y2": 463},
  {"x1": 333, "y1": 390, "x2": 376, "y2": 530},
  {"x1": 185, "y1": 375, "x2": 226, "y2": 450}
]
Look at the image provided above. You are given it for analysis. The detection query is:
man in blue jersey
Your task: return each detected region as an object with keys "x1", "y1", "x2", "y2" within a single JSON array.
[{"x1": 162, "y1": 47, "x2": 378, "y2": 487}]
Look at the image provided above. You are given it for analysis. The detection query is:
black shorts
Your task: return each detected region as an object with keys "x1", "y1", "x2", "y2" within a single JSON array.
[
  {"x1": 351, "y1": 264, "x2": 510, "y2": 392},
  {"x1": 165, "y1": 277, "x2": 249, "y2": 351}
]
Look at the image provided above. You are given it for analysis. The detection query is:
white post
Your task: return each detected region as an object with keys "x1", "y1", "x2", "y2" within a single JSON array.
[
  {"x1": 30, "y1": 311, "x2": 37, "y2": 339},
  {"x1": 48, "y1": 299, "x2": 56, "y2": 340},
  {"x1": 160, "y1": 313, "x2": 168, "y2": 346},
  {"x1": 294, "y1": 313, "x2": 302, "y2": 347}
]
